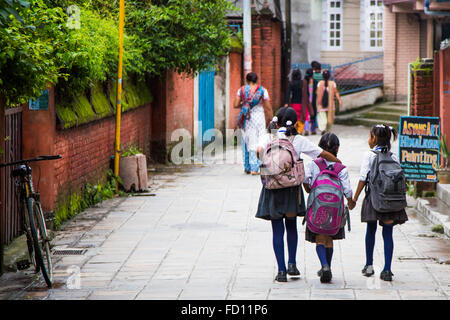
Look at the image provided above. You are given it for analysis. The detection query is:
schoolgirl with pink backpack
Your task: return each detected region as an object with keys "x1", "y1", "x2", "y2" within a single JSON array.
[
  {"x1": 255, "y1": 107, "x2": 342, "y2": 283},
  {"x1": 303, "y1": 133, "x2": 356, "y2": 283}
]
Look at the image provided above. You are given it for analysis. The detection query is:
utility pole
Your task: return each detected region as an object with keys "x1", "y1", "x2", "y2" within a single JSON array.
[
  {"x1": 243, "y1": 0, "x2": 252, "y2": 76},
  {"x1": 285, "y1": 0, "x2": 292, "y2": 82},
  {"x1": 114, "y1": 0, "x2": 125, "y2": 191}
]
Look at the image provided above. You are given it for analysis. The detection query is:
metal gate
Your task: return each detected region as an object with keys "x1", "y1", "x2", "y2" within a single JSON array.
[
  {"x1": 1, "y1": 106, "x2": 23, "y2": 246},
  {"x1": 198, "y1": 70, "x2": 215, "y2": 146}
]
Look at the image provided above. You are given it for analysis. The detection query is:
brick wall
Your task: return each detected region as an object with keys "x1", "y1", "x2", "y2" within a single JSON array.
[
  {"x1": 410, "y1": 70, "x2": 433, "y2": 117},
  {"x1": 228, "y1": 52, "x2": 243, "y2": 129},
  {"x1": 22, "y1": 87, "x2": 152, "y2": 213},
  {"x1": 251, "y1": 9, "x2": 282, "y2": 123},
  {"x1": 383, "y1": 10, "x2": 420, "y2": 100},
  {"x1": 436, "y1": 47, "x2": 450, "y2": 154}
]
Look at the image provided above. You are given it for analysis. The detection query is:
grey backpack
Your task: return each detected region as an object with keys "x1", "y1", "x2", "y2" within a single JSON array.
[{"x1": 368, "y1": 150, "x2": 407, "y2": 213}]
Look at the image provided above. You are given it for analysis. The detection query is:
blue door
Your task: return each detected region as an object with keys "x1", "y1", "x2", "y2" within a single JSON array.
[{"x1": 198, "y1": 70, "x2": 215, "y2": 146}]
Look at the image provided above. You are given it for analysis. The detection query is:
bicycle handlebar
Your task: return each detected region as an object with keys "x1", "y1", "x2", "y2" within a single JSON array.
[{"x1": 0, "y1": 155, "x2": 62, "y2": 168}]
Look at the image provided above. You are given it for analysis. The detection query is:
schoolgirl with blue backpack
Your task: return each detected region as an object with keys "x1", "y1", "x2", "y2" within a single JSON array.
[
  {"x1": 303, "y1": 133, "x2": 355, "y2": 283},
  {"x1": 352, "y1": 124, "x2": 408, "y2": 282},
  {"x1": 255, "y1": 107, "x2": 342, "y2": 283}
]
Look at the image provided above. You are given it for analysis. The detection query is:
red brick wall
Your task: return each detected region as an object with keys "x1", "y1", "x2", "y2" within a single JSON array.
[
  {"x1": 165, "y1": 71, "x2": 194, "y2": 142},
  {"x1": 251, "y1": 13, "x2": 282, "y2": 123},
  {"x1": 228, "y1": 52, "x2": 243, "y2": 129},
  {"x1": 22, "y1": 87, "x2": 152, "y2": 212},
  {"x1": 437, "y1": 47, "x2": 450, "y2": 151},
  {"x1": 410, "y1": 71, "x2": 433, "y2": 117},
  {"x1": 53, "y1": 104, "x2": 151, "y2": 207}
]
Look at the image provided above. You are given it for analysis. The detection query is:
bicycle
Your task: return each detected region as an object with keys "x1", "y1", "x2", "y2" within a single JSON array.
[{"x1": 0, "y1": 155, "x2": 62, "y2": 288}]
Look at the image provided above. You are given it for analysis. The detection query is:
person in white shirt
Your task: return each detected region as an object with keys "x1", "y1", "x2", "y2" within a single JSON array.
[
  {"x1": 303, "y1": 132, "x2": 355, "y2": 283},
  {"x1": 353, "y1": 124, "x2": 408, "y2": 282},
  {"x1": 255, "y1": 107, "x2": 341, "y2": 283}
]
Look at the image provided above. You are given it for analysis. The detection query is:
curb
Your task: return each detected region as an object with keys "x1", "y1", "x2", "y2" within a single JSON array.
[{"x1": 416, "y1": 198, "x2": 450, "y2": 239}]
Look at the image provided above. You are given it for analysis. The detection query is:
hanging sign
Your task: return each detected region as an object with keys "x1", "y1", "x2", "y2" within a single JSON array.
[
  {"x1": 399, "y1": 116, "x2": 441, "y2": 182},
  {"x1": 29, "y1": 89, "x2": 49, "y2": 110}
]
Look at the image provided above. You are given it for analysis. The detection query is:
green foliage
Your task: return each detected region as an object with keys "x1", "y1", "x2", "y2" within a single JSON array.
[
  {"x1": 1, "y1": 0, "x2": 235, "y2": 109},
  {"x1": 121, "y1": 144, "x2": 143, "y2": 157},
  {"x1": 125, "y1": 0, "x2": 234, "y2": 76},
  {"x1": 411, "y1": 57, "x2": 433, "y2": 75},
  {"x1": 431, "y1": 224, "x2": 444, "y2": 234},
  {"x1": 0, "y1": 0, "x2": 67, "y2": 105},
  {"x1": 91, "y1": 82, "x2": 113, "y2": 117},
  {"x1": 54, "y1": 169, "x2": 125, "y2": 229},
  {"x1": 0, "y1": 0, "x2": 29, "y2": 25},
  {"x1": 406, "y1": 182, "x2": 416, "y2": 198}
]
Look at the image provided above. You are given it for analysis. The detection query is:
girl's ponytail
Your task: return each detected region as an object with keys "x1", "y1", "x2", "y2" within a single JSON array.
[
  {"x1": 285, "y1": 120, "x2": 297, "y2": 136},
  {"x1": 371, "y1": 124, "x2": 397, "y2": 152}
]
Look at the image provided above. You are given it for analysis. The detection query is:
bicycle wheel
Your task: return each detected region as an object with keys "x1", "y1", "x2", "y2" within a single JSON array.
[
  {"x1": 33, "y1": 201, "x2": 53, "y2": 286},
  {"x1": 23, "y1": 200, "x2": 37, "y2": 271},
  {"x1": 26, "y1": 197, "x2": 52, "y2": 288}
]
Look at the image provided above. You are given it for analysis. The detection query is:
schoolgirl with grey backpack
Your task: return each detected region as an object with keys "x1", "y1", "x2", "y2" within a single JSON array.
[{"x1": 352, "y1": 124, "x2": 408, "y2": 282}]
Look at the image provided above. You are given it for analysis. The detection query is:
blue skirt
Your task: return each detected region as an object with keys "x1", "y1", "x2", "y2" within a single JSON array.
[{"x1": 255, "y1": 185, "x2": 306, "y2": 220}]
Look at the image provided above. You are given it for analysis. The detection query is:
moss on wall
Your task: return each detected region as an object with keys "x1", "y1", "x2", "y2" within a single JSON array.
[
  {"x1": 55, "y1": 103, "x2": 78, "y2": 129},
  {"x1": 92, "y1": 82, "x2": 113, "y2": 117},
  {"x1": 56, "y1": 79, "x2": 153, "y2": 130},
  {"x1": 230, "y1": 34, "x2": 243, "y2": 53}
]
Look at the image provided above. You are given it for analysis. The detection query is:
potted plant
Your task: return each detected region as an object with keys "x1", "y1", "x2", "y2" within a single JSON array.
[
  {"x1": 437, "y1": 134, "x2": 450, "y2": 184},
  {"x1": 119, "y1": 145, "x2": 149, "y2": 192}
]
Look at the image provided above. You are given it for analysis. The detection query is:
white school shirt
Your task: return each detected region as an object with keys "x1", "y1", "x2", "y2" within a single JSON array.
[
  {"x1": 304, "y1": 160, "x2": 353, "y2": 199},
  {"x1": 237, "y1": 87, "x2": 269, "y2": 151},
  {"x1": 258, "y1": 128, "x2": 323, "y2": 160},
  {"x1": 359, "y1": 146, "x2": 400, "y2": 182}
]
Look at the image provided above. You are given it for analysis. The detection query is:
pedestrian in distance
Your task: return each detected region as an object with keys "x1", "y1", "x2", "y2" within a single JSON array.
[
  {"x1": 316, "y1": 69, "x2": 342, "y2": 134},
  {"x1": 302, "y1": 69, "x2": 317, "y2": 136},
  {"x1": 255, "y1": 107, "x2": 342, "y2": 283},
  {"x1": 311, "y1": 61, "x2": 323, "y2": 82},
  {"x1": 234, "y1": 72, "x2": 272, "y2": 175},
  {"x1": 284, "y1": 69, "x2": 310, "y2": 135},
  {"x1": 303, "y1": 133, "x2": 356, "y2": 283},
  {"x1": 353, "y1": 124, "x2": 409, "y2": 282}
]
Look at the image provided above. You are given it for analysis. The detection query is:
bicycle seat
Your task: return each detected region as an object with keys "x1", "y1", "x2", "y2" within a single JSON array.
[{"x1": 12, "y1": 165, "x2": 29, "y2": 177}]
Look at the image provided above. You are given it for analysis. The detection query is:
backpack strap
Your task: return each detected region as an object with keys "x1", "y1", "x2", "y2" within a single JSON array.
[
  {"x1": 313, "y1": 158, "x2": 327, "y2": 172},
  {"x1": 333, "y1": 163, "x2": 346, "y2": 175}
]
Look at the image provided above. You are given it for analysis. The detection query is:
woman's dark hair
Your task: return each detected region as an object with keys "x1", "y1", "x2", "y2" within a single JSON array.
[
  {"x1": 370, "y1": 124, "x2": 398, "y2": 152},
  {"x1": 274, "y1": 106, "x2": 298, "y2": 136},
  {"x1": 311, "y1": 61, "x2": 321, "y2": 70},
  {"x1": 292, "y1": 69, "x2": 302, "y2": 81},
  {"x1": 305, "y1": 68, "x2": 314, "y2": 81},
  {"x1": 319, "y1": 133, "x2": 340, "y2": 157},
  {"x1": 246, "y1": 72, "x2": 258, "y2": 84},
  {"x1": 322, "y1": 69, "x2": 330, "y2": 88}
]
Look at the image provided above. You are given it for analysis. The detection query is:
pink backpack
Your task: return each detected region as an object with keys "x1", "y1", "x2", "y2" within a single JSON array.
[
  {"x1": 260, "y1": 137, "x2": 305, "y2": 189},
  {"x1": 305, "y1": 158, "x2": 346, "y2": 236}
]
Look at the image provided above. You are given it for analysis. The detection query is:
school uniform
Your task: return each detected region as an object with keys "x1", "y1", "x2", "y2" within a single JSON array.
[
  {"x1": 360, "y1": 146, "x2": 408, "y2": 226},
  {"x1": 255, "y1": 130, "x2": 323, "y2": 220},
  {"x1": 304, "y1": 160, "x2": 353, "y2": 242}
]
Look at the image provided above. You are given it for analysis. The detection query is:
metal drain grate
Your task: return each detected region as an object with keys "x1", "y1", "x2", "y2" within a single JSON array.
[{"x1": 52, "y1": 248, "x2": 87, "y2": 256}]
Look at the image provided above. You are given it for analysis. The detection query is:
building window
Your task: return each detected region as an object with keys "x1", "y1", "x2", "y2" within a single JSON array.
[
  {"x1": 361, "y1": 0, "x2": 383, "y2": 51},
  {"x1": 322, "y1": 0, "x2": 343, "y2": 50}
]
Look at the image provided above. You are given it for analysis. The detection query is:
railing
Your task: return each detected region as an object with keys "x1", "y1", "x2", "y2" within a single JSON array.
[
  {"x1": 1, "y1": 106, "x2": 23, "y2": 246},
  {"x1": 291, "y1": 54, "x2": 384, "y2": 95}
]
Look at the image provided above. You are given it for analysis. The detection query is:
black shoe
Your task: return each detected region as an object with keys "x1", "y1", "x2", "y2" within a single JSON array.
[
  {"x1": 319, "y1": 265, "x2": 332, "y2": 283},
  {"x1": 362, "y1": 265, "x2": 375, "y2": 277},
  {"x1": 245, "y1": 170, "x2": 250, "y2": 174},
  {"x1": 275, "y1": 271, "x2": 287, "y2": 282},
  {"x1": 287, "y1": 263, "x2": 300, "y2": 276},
  {"x1": 380, "y1": 270, "x2": 394, "y2": 281},
  {"x1": 321, "y1": 130, "x2": 326, "y2": 135}
]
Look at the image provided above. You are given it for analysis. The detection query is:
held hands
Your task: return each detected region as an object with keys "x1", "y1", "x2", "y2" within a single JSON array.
[{"x1": 347, "y1": 198, "x2": 356, "y2": 210}]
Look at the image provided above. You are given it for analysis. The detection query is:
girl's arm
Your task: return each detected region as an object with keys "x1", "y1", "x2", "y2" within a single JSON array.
[
  {"x1": 353, "y1": 181, "x2": 366, "y2": 203},
  {"x1": 319, "y1": 150, "x2": 341, "y2": 164},
  {"x1": 233, "y1": 96, "x2": 242, "y2": 109}
]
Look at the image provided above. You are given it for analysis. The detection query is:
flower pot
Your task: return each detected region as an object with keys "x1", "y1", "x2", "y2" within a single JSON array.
[
  {"x1": 119, "y1": 154, "x2": 148, "y2": 192},
  {"x1": 437, "y1": 169, "x2": 450, "y2": 184}
]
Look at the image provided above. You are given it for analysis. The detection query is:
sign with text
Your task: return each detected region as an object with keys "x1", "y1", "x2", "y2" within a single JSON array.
[
  {"x1": 399, "y1": 116, "x2": 440, "y2": 182},
  {"x1": 29, "y1": 89, "x2": 49, "y2": 110}
]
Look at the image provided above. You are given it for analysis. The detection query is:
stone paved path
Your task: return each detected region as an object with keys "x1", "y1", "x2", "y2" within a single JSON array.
[{"x1": 2, "y1": 125, "x2": 450, "y2": 300}]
